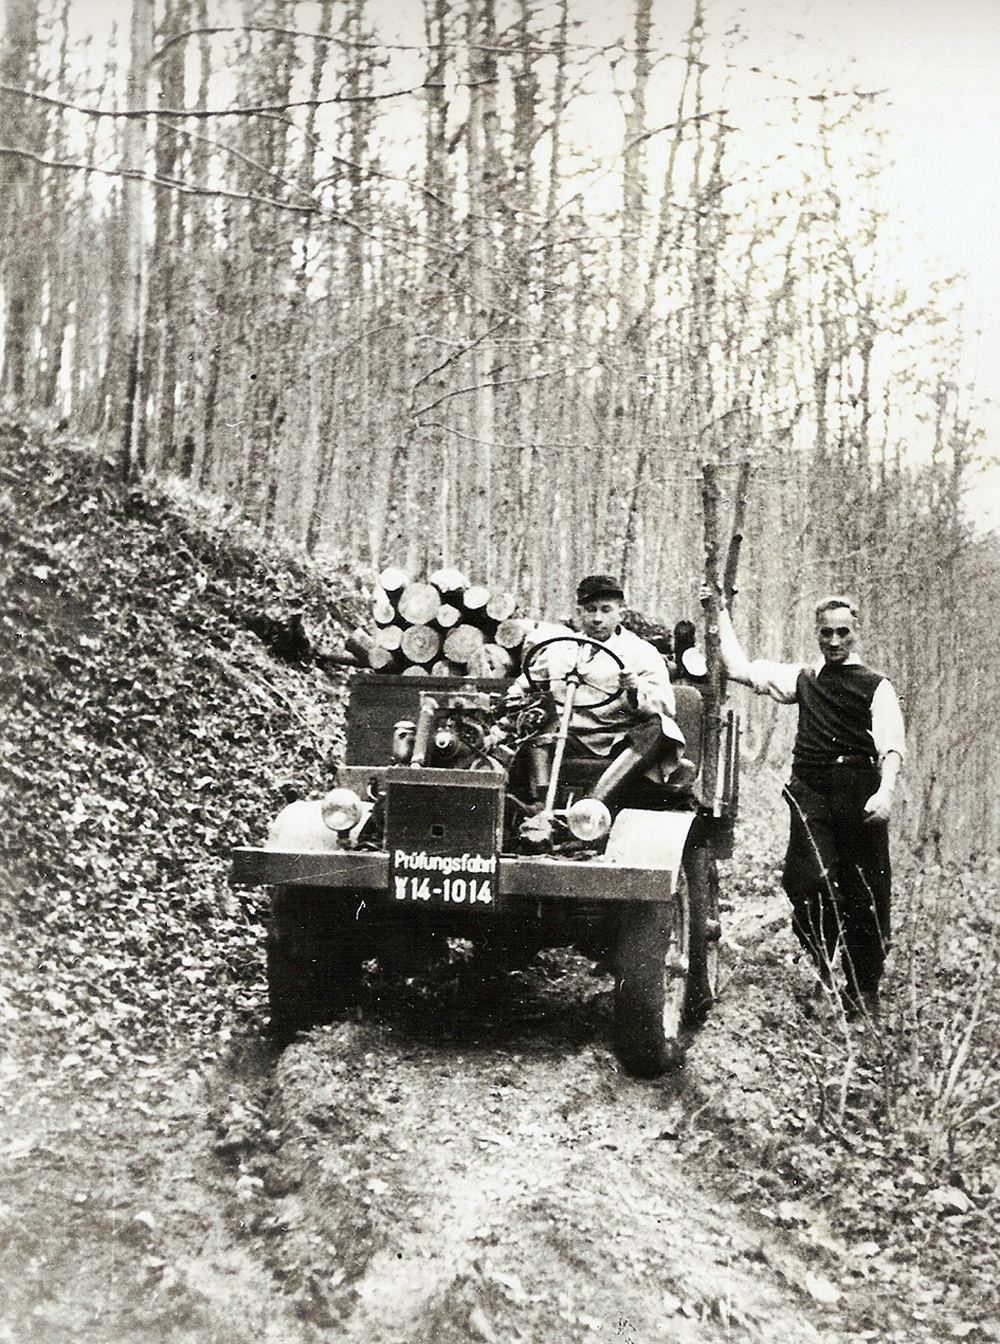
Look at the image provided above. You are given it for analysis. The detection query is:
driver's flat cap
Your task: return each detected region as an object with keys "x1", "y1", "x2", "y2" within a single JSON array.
[{"x1": 576, "y1": 574, "x2": 625, "y2": 603}]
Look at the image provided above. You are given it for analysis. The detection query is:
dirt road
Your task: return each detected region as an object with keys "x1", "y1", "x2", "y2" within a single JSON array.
[{"x1": 1, "y1": 882, "x2": 947, "y2": 1344}]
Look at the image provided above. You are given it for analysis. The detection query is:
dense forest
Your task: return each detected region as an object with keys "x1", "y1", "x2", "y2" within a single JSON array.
[{"x1": 1, "y1": 0, "x2": 998, "y2": 857}]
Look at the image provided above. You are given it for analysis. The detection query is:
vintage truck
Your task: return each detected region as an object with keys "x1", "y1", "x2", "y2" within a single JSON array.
[{"x1": 230, "y1": 633, "x2": 739, "y2": 1077}]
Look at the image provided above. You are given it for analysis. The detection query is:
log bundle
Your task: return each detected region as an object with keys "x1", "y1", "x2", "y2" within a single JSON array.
[{"x1": 345, "y1": 567, "x2": 535, "y2": 678}]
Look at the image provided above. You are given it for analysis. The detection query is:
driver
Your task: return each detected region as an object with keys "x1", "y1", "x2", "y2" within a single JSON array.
[{"x1": 510, "y1": 575, "x2": 685, "y2": 796}]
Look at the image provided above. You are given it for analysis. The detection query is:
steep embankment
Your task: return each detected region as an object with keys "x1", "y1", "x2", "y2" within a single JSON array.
[
  {"x1": 1, "y1": 422, "x2": 365, "y2": 1051},
  {"x1": 0, "y1": 422, "x2": 371, "y2": 1340},
  {"x1": 2, "y1": 422, "x2": 999, "y2": 1344}
]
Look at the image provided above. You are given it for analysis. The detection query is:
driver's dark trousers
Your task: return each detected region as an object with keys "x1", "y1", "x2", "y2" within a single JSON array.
[
  {"x1": 528, "y1": 718, "x2": 681, "y2": 809},
  {"x1": 782, "y1": 765, "x2": 891, "y2": 995}
]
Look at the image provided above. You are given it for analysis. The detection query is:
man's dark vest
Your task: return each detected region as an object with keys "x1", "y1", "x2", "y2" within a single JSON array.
[{"x1": 792, "y1": 664, "x2": 883, "y2": 770}]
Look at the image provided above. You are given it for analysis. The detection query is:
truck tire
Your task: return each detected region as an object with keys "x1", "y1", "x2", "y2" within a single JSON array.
[
  {"x1": 612, "y1": 873, "x2": 691, "y2": 1078},
  {"x1": 683, "y1": 847, "x2": 721, "y2": 1026},
  {"x1": 266, "y1": 887, "x2": 363, "y2": 1037}
]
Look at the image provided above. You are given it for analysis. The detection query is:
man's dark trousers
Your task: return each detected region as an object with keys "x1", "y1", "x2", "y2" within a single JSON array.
[{"x1": 782, "y1": 763, "x2": 891, "y2": 994}]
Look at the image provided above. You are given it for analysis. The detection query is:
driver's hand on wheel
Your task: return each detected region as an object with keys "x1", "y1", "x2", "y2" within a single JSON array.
[{"x1": 619, "y1": 670, "x2": 639, "y2": 705}]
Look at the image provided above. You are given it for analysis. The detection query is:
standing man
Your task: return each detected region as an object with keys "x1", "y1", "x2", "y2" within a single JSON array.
[{"x1": 713, "y1": 593, "x2": 905, "y2": 1020}]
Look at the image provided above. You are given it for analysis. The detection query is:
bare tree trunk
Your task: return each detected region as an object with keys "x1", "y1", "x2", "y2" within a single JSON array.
[
  {"x1": 190, "y1": 0, "x2": 217, "y2": 487},
  {"x1": 148, "y1": 0, "x2": 187, "y2": 473},
  {"x1": 37, "y1": 5, "x2": 73, "y2": 410},
  {"x1": 116, "y1": 0, "x2": 154, "y2": 479},
  {"x1": 423, "y1": 0, "x2": 451, "y2": 247},
  {"x1": 0, "y1": 0, "x2": 42, "y2": 401},
  {"x1": 465, "y1": 0, "x2": 499, "y2": 582},
  {"x1": 620, "y1": 0, "x2": 652, "y2": 329},
  {"x1": 542, "y1": 0, "x2": 568, "y2": 305}
]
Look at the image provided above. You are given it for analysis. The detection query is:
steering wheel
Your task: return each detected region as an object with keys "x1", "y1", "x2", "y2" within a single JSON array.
[{"x1": 521, "y1": 635, "x2": 627, "y2": 710}]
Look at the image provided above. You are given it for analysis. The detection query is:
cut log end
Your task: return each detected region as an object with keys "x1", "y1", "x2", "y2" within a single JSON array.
[
  {"x1": 485, "y1": 590, "x2": 517, "y2": 623},
  {"x1": 462, "y1": 584, "x2": 490, "y2": 613},
  {"x1": 367, "y1": 645, "x2": 398, "y2": 673},
  {"x1": 375, "y1": 624, "x2": 403, "y2": 652},
  {"x1": 495, "y1": 617, "x2": 531, "y2": 650},
  {"x1": 429, "y1": 567, "x2": 469, "y2": 598},
  {"x1": 396, "y1": 582, "x2": 442, "y2": 626},
  {"x1": 443, "y1": 623, "x2": 486, "y2": 664},
  {"x1": 400, "y1": 623, "x2": 442, "y2": 666},
  {"x1": 378, "y1": 566, "x2": 410, "y2": 597}
]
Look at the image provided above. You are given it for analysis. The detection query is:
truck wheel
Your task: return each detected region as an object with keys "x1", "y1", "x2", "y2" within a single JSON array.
[
  {"x1": 266, "y1": 887, "x2": 363, "y2": 1037},
  {"x1": 684, "y1": 848, "x2": 721, "y2": 1026},
  {"x1": 612, "y1": 873, "x2": 691, "y2": 1078}
]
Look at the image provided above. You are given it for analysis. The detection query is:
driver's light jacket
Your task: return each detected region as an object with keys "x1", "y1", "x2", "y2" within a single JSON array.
[{"x1": 511, "y1": 625, "x2": 682, "y2": 757}]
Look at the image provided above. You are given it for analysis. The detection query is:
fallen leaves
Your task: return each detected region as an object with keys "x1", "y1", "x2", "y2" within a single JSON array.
[
  {"x1": 4, "y1": 423, "x2": 1000, "y2": 1343},
  {"x1": 928, "y1": 1186, "x2": 975, "y2": 1216},
  {"x1": 1, "y1": 427, "x2": 363, "y2": 1077},
  {"x1": 803, "y1": 1271, "x2": 841, "y2": 1304}
]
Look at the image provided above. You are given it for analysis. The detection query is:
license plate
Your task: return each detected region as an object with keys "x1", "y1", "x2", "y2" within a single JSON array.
[{"x1": 390, "y1": 849, "x2": 498, "y2": 908}]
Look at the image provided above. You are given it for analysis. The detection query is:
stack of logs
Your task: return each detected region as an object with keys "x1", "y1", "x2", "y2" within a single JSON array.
[{"x1": 345, "y1": 567, "x2": 535, "y2": 678}]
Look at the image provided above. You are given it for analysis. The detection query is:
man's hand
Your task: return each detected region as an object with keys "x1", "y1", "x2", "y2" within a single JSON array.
[
  {"x1": 863, "y1": 786, "x2": 894, "y2": 823},
  {"x1": 699, "y1": 580, "x2": 732, "y2": 610},
  {"x1": 619, "y1": 669, "x2": 639, "y2": 705}
]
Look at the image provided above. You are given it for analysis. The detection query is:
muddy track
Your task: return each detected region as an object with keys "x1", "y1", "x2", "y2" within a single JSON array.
[
  {"x1": 203, "y1": 998, "x2": 803, "y2": 1341},
  {"x1": 191, "y1": 937, "x2": 927, "y2": 1344},
  {"x1": 3, "y1": 903, "x2": 944, "y2": 1344}
]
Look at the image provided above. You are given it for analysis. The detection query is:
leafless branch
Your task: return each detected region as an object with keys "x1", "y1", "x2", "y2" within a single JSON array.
[
  {"x1": 0, "y1": 144, "x2": 312, "y2": 214},
  {"x1": 0, "y1": 79, "x2": 432, "y2": 121},
  {"x1": 411, "y1": 367, "x2": 562, "y2": 420}
]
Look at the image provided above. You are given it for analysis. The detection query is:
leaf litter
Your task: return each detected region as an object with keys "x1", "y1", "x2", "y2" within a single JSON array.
[{"x1": 2, "y1": 420, "x2": 999, "y2": 1342}]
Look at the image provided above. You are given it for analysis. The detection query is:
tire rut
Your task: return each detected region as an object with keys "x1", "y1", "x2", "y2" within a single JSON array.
[{"x1": 202, "y1": 960, "x2": 869, "y2": 1344}]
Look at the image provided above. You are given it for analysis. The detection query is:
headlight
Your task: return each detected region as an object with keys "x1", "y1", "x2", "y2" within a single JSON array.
[
  {"x1": 566, "y1": 797, "x2": 612, "y2": 842},
  {"x1": 321, "y1": 788, "x2": 364, "y2": 833}
]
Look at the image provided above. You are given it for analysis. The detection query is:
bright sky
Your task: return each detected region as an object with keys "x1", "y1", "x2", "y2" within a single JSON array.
[
  {"x1": 728, "y1": 0, "x2": 1000, "y2": 529},
  {"x1": 563, "y1": 0, "x2": 1000, "y2": 529}
]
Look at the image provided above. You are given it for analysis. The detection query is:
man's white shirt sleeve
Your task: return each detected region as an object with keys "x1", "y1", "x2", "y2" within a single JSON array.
[
  {"x1": 743, "y1": 657, "x2": 905, "y2": 762},
  {"x1": 744, "y1": 659, "x2": 801, "y2": 704},
  {"x1": 871, "y1": 680, "x2": 906, "y2": 761},
  {"x1": 611, "y1": 628, "x2": 677, "y2": 720}
]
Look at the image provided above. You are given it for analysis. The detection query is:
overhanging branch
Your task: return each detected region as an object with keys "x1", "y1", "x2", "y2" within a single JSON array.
[{"x1": 0, "y1": 79, "x2": 431, "y2": 121}]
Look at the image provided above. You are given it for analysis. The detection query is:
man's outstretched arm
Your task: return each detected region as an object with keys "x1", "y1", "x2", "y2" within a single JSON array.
[
  {"x1": 863, "y1": 749, "x2": 902, "y2": 822},
  {"x1": 702, "y1": 586, "x2": 799, "y2": 703},
  {"x1": 716, "y1": 606, "x2": 757, "y2": 686}
]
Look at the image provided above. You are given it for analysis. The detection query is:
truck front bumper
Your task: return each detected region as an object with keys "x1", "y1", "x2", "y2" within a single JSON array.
[
  {"x1": 232, "y1": 805, "x2": 696, "y2": 904},
  {"x1": 231, "y1": 848, "x2": 674, "y2": 902}
]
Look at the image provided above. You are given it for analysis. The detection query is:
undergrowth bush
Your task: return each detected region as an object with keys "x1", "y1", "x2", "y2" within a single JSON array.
[
  {"x1": 697, "y1": 763, "x2": 1000, "y2": 1320},
  {"x1": 806, "y1": 861, "x2": 1000, "y2": 1173}
]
